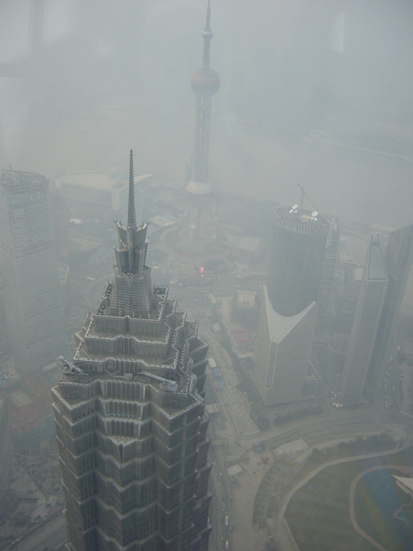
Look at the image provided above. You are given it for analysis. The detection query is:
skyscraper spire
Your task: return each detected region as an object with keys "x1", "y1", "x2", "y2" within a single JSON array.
[
  {"x1": 127, "y1": 149, "x2": 136, "y2": 229},
  {"x1": 202, "y1": 0, "x2": 212, "y2": 67}
]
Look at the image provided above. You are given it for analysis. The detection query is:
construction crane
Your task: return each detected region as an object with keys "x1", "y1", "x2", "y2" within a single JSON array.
[{"x1": 297, "y1": 184, "x2": 320, "y2": 212}]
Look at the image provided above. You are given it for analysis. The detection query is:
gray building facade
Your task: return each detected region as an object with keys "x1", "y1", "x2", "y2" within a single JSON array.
[
  {"x1": 52, "y1": 152, "x2": 211, "y2": 551},
  {"x1": 340, "y1": 234, "x2": 388, "y2": 406},
  {"x1": 364, "y1": 224, "x2": 413, "y2": 399},
  {"x1": 314, "y1": 219, "x2": 340, "y2": 339},
  {"x1": 253, "y1": 207, "x2": 328, "y2": 405},
  {"x1": 253, "y1": 287, "x2": 316, "y2": 405},
  {"x1": 0, "y1": 170, "x2": 66, "y2": 371},
  {"x1": 267, "y1": 207, "x2": 329, "y2": 317}
]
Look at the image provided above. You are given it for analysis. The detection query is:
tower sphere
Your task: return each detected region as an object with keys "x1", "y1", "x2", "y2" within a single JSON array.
[
  {"x1": 185, "y1": 180, "x2": 214, "y2": 206},
  {"x1": 191, "y1": 67, "x2": 220, "y2": 97}
]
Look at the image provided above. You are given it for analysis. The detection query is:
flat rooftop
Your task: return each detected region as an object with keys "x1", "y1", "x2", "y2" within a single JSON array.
[
  {"x1": 56, "y1": 171, "x2": 122, "y2": 191},
  {"x1": 276, "y1": 206, "x2": 328, "y2": 227}
]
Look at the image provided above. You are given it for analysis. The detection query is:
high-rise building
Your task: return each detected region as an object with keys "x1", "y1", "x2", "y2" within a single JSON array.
[
  {"x1": 314, "y1": 218, "x2": 340, "y2": 339},
  {"x1": 253, "y1": 287, "x2": 316, "y2": 406},
  {"x1": 185, "y1": 1, "x2": 220, "y2": 243},
  {"x1": 252, "y1": 207, "x2": 328, "y2": 405},
  {"x1": 0, "y1": 170, "x2": 66, "y2": 371},
  {"x1": 267, "y1": 207, "x2": 329, "y2": 317},
  {"x1": 340, "y1": 234, "x2": 388, "y2": 406},
  {"x1": 364, "y1": 224, "x2": 413, "y2": 399},
  {"x1": 52, "y1": 152, "x2": 211, "y2": 551}
]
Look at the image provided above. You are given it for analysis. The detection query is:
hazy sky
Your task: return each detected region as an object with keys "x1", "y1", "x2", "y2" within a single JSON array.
[{"x1": 0, "y1": 0, "x2": 412, "y2": 227}]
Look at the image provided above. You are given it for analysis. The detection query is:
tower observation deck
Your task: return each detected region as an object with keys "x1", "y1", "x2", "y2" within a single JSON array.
[{"x1": 186, "y1": 1, "x2": 220, "y2": 242}]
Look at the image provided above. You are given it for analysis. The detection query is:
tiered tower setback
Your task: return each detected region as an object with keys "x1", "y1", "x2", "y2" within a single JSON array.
[{"x1": 52, "y1": 152, "x2": 212, "y2": 551}]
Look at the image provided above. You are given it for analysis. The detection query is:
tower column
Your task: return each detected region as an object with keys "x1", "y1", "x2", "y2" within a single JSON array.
[{"x1": 185, "y1": 1, "x2": 220, "y2": 244}]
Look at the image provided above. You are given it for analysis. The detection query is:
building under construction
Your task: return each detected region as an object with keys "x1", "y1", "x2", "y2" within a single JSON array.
[{"x1": 52, "y1": 151, "x2": 211, "y2": 551}]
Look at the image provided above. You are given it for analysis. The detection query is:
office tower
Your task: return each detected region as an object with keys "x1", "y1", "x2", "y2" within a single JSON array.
[
  {"x1": 267, "y1": 207, "x2": 329, "y2": 316},
  {"x1": 340, "y1": 234, "x2": 388, "y2": 406},
  {"x1": 52, "y1": 152, "x2": 211, "y2": 551},
  {"x1": 0, "y1": 170, "x2": 66, "y2": 371},
  {"x1": 364, "y1": 224, "x2": 413, "y2": 399},
  {"x1": 185, "y1": 1, "x2": 220, "y2": 243},
  {"x1": 314, "y1": 218, "x2": 340, "y2": 339},
  {"x1": 253, "y1": 207, "x2": 329, "y2": 405},
  {"x1": 253, "y1": 287, "x2": 316, "y2": 405}
]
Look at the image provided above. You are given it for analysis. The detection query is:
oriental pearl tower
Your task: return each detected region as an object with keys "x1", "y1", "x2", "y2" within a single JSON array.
[{"x1": 186, "y1": 0, "x2": 220, "y2": 244}]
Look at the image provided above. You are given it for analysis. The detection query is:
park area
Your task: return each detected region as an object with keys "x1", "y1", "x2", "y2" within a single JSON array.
[{"x1": 285, "y1": 448, "x2": 413, "y2": 551}]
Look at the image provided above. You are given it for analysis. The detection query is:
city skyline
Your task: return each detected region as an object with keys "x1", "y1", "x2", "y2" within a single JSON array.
[{"x1": 0, "y1": 2, "x2": 412, "y2": 550}]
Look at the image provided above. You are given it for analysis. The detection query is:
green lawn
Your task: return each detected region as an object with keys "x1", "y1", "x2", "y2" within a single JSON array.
[
  {"x1": 354, "y1": 468, "x2": 413, "y2": 551},
  {"x1": 285, "y1": 449, "x2": 413, "y2": 551}
]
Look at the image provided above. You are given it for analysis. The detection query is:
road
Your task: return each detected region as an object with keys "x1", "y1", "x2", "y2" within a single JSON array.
[
  {"x1": 208, "y1": 441, "x2": 232, "y2": 551},
  {"x1": 11, "y1": 514, "x2": 67, "y2": 551},
  {"x1": 173, "y1": 284, "x2": 413, "y2": 551}
]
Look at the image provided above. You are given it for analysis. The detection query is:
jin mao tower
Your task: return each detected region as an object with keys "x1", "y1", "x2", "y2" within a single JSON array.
[{"x1": 52, "y1": 152, "x2": 212, "y2": 551}]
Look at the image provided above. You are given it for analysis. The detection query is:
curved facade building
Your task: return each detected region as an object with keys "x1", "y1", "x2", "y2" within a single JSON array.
[
  {"x1": 267, "y1": 208, "x2": 329, "y2": 317},
  {"x1": 253, "y1": 207, "x2": 329, "y2": 405}
]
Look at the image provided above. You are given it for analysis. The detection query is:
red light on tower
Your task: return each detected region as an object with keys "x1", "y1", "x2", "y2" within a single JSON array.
[{"x1": 200, "y1": 266, "x2": 204, "y2": 274}]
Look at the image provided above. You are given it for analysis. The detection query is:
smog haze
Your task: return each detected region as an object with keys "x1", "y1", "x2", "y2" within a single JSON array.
[{"x1": 0, "y1": 0, "x2": 412, "y2": 227}]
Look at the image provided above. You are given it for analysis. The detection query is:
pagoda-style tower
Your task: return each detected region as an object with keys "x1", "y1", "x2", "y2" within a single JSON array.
[
  {"x1": 52, "y1": 151, "x2": 212, "y2": 551},
  {"x1": 186, "y1": 0, "x2": 220, "y2": 243}
]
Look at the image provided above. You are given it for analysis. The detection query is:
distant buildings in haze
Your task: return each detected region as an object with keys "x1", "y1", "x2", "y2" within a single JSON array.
[
  {"x1": 340, "y1": 225, "x2": 413, "y2": 406},
  {"x1": 0, "y1": 170, "x2": 66, "y2": 372},
  {"x1": 340, "y1": 234, "x2": 388, "y2": 406}
]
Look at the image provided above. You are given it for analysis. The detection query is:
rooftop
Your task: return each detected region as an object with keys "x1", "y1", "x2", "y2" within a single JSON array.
[
  {"x1": 393, "y1": 475, "x2": 413, "y2": 496},
  {"x1": 276, "y1": 206, "x2": 328, "y2": 227},
  {"x1": 0, "y1": 170, "x2": 48, "y2": 193},
  {"x1": 56, "y1": 171, "x2": 122, "y2": 191}
]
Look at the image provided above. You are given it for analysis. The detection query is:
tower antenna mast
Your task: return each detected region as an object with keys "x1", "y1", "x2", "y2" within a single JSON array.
[{"x1": 185, "y1": 1, "x2": 220, "y2": 243}]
